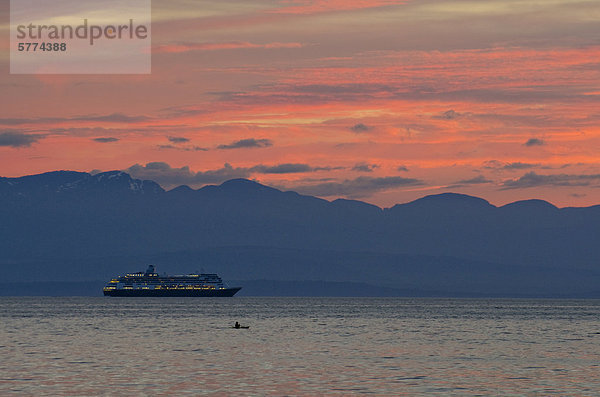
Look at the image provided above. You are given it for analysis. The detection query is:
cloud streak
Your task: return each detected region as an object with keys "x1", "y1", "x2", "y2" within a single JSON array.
[
  {"x1": 350, "y1": 123, "x2": 370, "y2": 133},
  {"x1": 250, "y1": 163, "x2": 312, "y2": 174},
  {"x1": 157, "y1": 145, "x2": 208, "y2": 151},
  {"x1": 0, "y1": 113, "x2": 150, "y2": 126},
  {"x1": 126, "y1": 162, "x2": 252, "y2": 188},
  {"x1": 447, "y1": 175, "x2": 494, "y2": 188},
  {"x1": 455, "y1": 175, "x2": 493, "y2": 185},
  {"x1": 502, "y1": 172, "x2": 600, "y2": 189},
  {"x1": 0, "y1": 131, "x2": 44, "y2": 147},
  {"x1": 93, "y1": 137, "x2": 119, "y2": 143},
  {"x1": 268, "y1": 0, "x2": 409, "y2": 15},
  {"x1": 217, "y1": 138, "x2": 273, "y2": 150},
  {"x1": 125, "y1": 161, "x2": 343, "y2": 188},
  {"x1": 154, "y1": 41, "x2": 305, "y2": 54},
  {"x1": 433, "y1": 110, "x2": 462, "y2": 120},
  {"x1": 524, "y1": 138, "x2": 545, "y2": 147},
  {"x1": 168, "y1": 136, "x2": 190, "y2": 143},
  {"x1": 483, "y1": 161, "x2": 539, "y2": 171},
  {"x1": 352, "y1": 163, "x2": 379, "y2": 172},
  {"x1": 291, "y1": 176, "x2": 423, "y2": 198}
]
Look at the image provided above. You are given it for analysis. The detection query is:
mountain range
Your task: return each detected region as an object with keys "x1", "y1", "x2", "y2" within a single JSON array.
[{"x1": 1, "y1": 170, "x2": 599, "y2": 297}]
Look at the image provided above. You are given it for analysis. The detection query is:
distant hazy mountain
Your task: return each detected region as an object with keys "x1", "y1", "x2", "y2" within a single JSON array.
[{"x1": 1, "y1": 171, "x2": 599, "y2": 297}]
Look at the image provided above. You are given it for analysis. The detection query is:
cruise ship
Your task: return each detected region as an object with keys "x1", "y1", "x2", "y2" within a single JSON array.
[{"x1": 103, "y1": 265, "x2": 241, "y2": 297}]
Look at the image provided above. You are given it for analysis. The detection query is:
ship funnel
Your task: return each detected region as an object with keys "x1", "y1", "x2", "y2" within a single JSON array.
[{"x1": 146, "y1": 265, "x2": 156, "y2": 274}]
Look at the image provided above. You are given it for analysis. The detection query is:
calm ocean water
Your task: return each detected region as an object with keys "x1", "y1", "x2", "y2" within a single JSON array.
[{"x1": 1, "y1": 297, "x2": 600, "y2": 396}]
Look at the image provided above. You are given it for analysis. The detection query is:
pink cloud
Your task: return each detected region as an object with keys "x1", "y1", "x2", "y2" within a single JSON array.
[
  {"x1": 270, "y1": 0, "x2": 409, "y2": 15},
  {"x1": 154, "y1": 41, "x2": 305, "y2": 54}
]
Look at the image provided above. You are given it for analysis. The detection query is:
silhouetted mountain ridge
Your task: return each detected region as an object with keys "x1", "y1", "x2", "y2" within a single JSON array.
[
  {"x1": 0, "y1": 170, "x2": 163, "y2": 198},
  {"x1": 392, "y1": 192, "x2": 493, "y2": 209},
  {"x1": 1, "y1": 170, "x2": 599, "y2": 296}
]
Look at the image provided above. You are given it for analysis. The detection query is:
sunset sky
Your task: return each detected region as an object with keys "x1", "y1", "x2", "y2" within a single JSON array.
[{"x1": 1, "y1": 0, "x2": 600, "y2": 207}]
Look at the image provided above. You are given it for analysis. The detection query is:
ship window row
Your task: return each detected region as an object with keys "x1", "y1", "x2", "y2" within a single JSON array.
[
  {"x1": 119, "y1": 278, "x2": 221, "y2": 282},
  {"x1": 112, "y1": 284, "x2": 220, "y2": 288},
  {"x1": 107, "y1": 285, "x2": 224, "y2": 290},
  {"x1": 152, "y1": 285, "x2": 219, "y2": 290},
  {"x1": 116, "y1": 281, "x2": 223, "y2": 286},
  {"x1": 114, "y1": 277, "x2": 224, "y2": 286}
]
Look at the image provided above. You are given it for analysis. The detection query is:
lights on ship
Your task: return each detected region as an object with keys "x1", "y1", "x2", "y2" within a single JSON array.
[{"x1": 103, "y1": 265, "x2": 236, "y2": 296}]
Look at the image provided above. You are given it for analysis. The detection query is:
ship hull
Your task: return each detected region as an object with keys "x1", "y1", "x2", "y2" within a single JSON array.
[{"x1": 103, "y1": 287, "x2": 241, "y2": 297}]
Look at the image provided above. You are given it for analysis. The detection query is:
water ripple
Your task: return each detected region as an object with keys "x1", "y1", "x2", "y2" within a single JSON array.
[{"x1": 1, "y1": 297, "x2": 600, "y2": 395}]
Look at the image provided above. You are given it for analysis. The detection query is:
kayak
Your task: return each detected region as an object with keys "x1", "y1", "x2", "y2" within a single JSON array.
[{"x1": 232, "y1": 326, "x2": 250, "y2": 329}]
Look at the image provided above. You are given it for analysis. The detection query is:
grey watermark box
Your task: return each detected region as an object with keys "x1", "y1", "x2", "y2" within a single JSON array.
[{"x1": 10, "y1": 0, "x2": 151, "y2": 74}]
